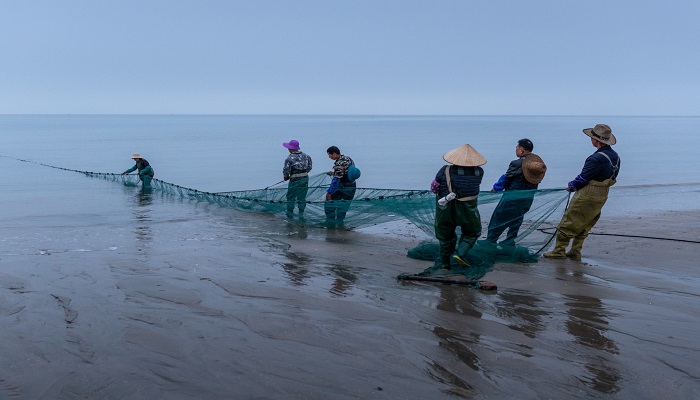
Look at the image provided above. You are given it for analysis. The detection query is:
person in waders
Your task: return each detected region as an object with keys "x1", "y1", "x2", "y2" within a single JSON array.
[
  {"x1": 486, "y1": 139, "x2": 547, "y2": 247},
  {"x1": 544, "y1": 124, "x2": 620, "y2": 261},
  {"x1": 282, "y1": 139, "x2": 313, "y2": 219},
  {"x1": 324, "y1": 146, "x2": 356, "y2": 228},
  {"x1": 121, "y1": 153, "x2": 154, "y2": 189},
  {"x1": 430, "y1": 144, "x2": 486, "y2": 268}
]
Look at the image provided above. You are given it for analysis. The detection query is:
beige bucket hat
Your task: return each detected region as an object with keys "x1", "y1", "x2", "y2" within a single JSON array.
[
  {"x1": 583, "y1": 124, "x2": 616, "y2": 145},
  {"x1": 443, "y1": 144, "x2": 487, "y2": 167},
  {"x1": 522, "y1": 153, "x2": 547, "y2": 184},
  {"x1": 131, "y1": 153, "x2": 142, "y2": 159}
]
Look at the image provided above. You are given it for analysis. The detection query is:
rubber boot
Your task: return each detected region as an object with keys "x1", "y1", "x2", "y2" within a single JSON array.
[
  {"x1": 438, "y1": 240, "x2": 457, "y2": 270},
  {"x1": 435, "y1": 253, "x2": 452, "y2": 270},
  {"x1": 543, "y1": 232, "x2": 570, "y2": 259},
  {"x1": 566, "y1": 237, "x2": 585, "y2": 261},
  {"x1": 452, "y1": 242, "x2": 472, "y2": 267},
  {"x1": 436, "y1": 256, "x2": 452, "y2": 270}
]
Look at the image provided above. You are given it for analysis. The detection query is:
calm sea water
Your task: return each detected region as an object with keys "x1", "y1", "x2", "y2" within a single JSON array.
[
  {"x1": 2, "y1": 114, "x2": 698, "y2": 190},
  {"x1": 2, "y1": 114, "x2": 698, "y2": 219}
]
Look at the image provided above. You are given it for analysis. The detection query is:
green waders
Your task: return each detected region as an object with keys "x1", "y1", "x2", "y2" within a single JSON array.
[
  {"x1": 544, "y1": 179, "x2": 616, "y2": 259},
  {"x1": 435, "y1": 198, "x2": 481, "y2": 268},
  {"x1": 286, "y1": 176, "x2": 309, "y2": 216},
  {"x1": 140, "y1": 175, "x2": 152, "y2": 189}
]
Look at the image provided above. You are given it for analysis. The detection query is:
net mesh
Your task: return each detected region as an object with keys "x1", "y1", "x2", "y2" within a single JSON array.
[{"x1": 3, "y1": 156, "x2": 570, "y2": 283}]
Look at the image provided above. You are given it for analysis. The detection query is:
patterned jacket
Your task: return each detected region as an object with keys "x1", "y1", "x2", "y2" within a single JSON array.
[
  {"x1": 327, "y1": 155, "x2": 354, "y2": 194},
  {"x1": 283, "y1": 151, "x2": 313, "y2": 181},
  {"x1": 331, "y1": 155, "x2": 354, "y2": 182}
]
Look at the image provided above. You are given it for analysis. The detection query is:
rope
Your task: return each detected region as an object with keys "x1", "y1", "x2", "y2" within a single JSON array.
[
  {"x1": 537, "y1": 227, "x2": 700, "y2": 245},
  {"x1": 535, "y1": 191, "x2": 572, "y2": 254}
]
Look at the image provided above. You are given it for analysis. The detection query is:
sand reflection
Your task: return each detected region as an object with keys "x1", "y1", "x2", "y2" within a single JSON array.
[
  {"x1": 496, "y1": 290, "x2": 549, "y2": 339},
  {"x1": 132, "y1": 190, "x2": 153, "y2": 255},
  {"x1": 328, "y1": 265, "x2": 358, "y2": 297},
  {"x1": 426, "y1": 285, "x2": 483, "y2": 397},
  {"x1": 564, "y1": 294, "x2": 621, "y2": 393}
]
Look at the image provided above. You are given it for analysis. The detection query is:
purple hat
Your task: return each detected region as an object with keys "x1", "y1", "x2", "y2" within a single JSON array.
[{"x1": 283, "y1": 139, "x2": 300, "y2": 150}]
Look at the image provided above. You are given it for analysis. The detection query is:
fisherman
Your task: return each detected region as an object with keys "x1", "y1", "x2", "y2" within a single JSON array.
[
  {"x1": 324, "y1": 146, "x2": 356, "y2": 228},
  {"x1": 430, "y1": 144, "x2": 486, "y2": 268},
  {"x1": 121, "y1": 153, "x2": 154, "y2": 189},
  {"x1": 282, "y1": 139, "x2": 313, "y2": 218},
  {"x1": 486, "y1": 139, "x2": 546, "y2": 246},
  {"x1": 544, "y1": 124, "x2": 620, "y2": 261}
]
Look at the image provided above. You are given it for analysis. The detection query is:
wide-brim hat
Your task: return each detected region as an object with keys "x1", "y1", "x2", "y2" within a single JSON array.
[
  {"x1": 131, "y1": 153, "x2": 142, "y2": 159},
  {"x1": 283, "y1": 139, "x2": 300, "y2": 150},
  {"x1": 583, "y1": 124, "x2": 616, "y2": 145},
  {"x1": 522, "y1": 153, "x2": 547, "y2": 184},
  {"x1": 443, "y1": 144, "x2": 487, "y2": 167}
]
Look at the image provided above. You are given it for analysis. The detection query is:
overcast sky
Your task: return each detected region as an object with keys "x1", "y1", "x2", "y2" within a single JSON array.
[{"x1": 1, "y1": 0, "x2": 698, "y2": 115}]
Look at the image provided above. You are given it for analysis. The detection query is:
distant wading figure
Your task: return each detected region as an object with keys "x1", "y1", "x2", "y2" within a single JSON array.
[
  {"x1": 486, "y1": 139, "x2": 547, "y2": 246},
  {"x1": 544, "y1": 124, "x2": 620, "y2": 261},
  {"x1": 282, "y1": 139, "x2": 313, "y2": 218},
  {"x1": 430, "y1": 144, "x2": 486, "y2": 268},
  {"x1": 324, "y1": 146, "x2": 356, "y2": 228},
  {"x1": 122, "y1": 153, "x2": 154, "y2": 189}
]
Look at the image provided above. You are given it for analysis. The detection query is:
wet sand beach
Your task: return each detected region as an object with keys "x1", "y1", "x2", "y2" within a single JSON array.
[{"x1": 1, "y1": 206, "x2": 698, "y2": 399}]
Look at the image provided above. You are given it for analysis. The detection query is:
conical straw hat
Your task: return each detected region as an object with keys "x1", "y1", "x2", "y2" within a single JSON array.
[{"x1": 443, "y1": 144, "x2": 487, "y2": 167}]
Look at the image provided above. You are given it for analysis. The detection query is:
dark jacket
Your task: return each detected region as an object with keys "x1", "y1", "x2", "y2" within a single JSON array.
[
  {"x1": 125, "y1": 158, "x2": 154, "y2": 177},
  {"x1": 581, "y1": 146, "x2": 620, "y2": 182},
  {"x1": 493, "y1": 154, "x2": 539, "y2": 191},
  {"x1": 569, "y1": 145, "x2": 620, "y2": 191},
  {"x1": 435, "y1": 165, "x2": 483, "y2": 198}
]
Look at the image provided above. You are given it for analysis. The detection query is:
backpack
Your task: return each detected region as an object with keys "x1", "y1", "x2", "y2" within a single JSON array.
[{"x1": 347, "y1": 164, "x2": 361, "y2": 183}]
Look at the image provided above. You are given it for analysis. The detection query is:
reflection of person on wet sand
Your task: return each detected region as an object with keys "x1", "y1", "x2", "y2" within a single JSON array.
[
  {"x1": 495, "y1": 290, "x2": 548, "y2": 339},
  {"x1": 565, "y1": 294, "x2": 621, "y2": 393},
  {"x1": 281, "y1": 263, "x2": 309, "y2": 286},
  {"x1": 132, "y1": 190, "x2": 153, "y2": 246},
  {"x1": 431, "y1": 284, "x2": 483, "y2": 396},
  {"x1": 436, "y1": 284, "x2": 483, "y2": 318},
  {"x1": 329, "y1": 265, "x2": 357, "y2": 297}
]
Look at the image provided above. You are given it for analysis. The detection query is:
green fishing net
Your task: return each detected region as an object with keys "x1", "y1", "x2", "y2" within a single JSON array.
[
  {"x1": 93, "y1": 172, "x2": 570, "y2": 282},
  {"x1": 4, "y1": 156, "x2": 571, "y2": 283}
]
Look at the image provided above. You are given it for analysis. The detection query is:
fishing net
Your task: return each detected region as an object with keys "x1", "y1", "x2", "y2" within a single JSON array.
[{"x1": 3, "y1": 156, "x2": 570, "y2": 284}]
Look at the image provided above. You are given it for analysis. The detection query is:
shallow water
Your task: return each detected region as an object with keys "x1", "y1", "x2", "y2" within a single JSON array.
[{"x1": 1, "y1": 115, "x2": 699, "y2": 398}]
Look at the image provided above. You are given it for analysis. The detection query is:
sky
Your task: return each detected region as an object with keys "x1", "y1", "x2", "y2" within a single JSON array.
[{"x1": 1, "y1": 0, "x2": 699, "y2": 115}]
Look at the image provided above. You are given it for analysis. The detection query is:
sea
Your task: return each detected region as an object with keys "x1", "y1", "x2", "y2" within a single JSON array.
[
  {"x1": 1, "y1": 115, "x2": 699, "y2": 399},
  {"x1": 2, "y1": 115, "x2": 698, "y2": 226},
  {"x1": 3, "y1": 114, "x2": 699, "y2": 212}
]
